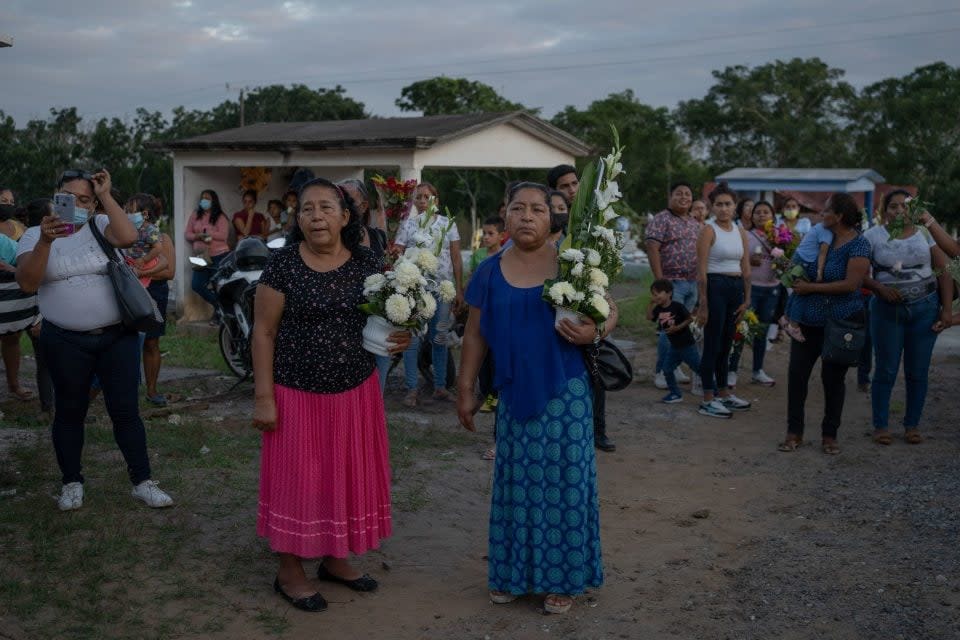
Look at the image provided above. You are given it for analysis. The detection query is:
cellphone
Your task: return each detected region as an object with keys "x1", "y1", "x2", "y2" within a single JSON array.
[{"x1": 53, "y1": 193, "x2": 76, "y2": 235}]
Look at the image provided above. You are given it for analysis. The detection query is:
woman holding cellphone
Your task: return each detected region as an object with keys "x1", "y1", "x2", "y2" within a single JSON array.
[{"x1": 16, "y1": 169, "x2": 173, "y2": 512}]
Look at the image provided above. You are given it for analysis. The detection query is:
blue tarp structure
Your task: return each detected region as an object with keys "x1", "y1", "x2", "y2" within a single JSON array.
[{"x1": 716, "y1": 168, "x2": 886, "y2": 221}]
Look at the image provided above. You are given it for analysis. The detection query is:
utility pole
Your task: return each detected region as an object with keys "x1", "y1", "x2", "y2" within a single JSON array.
[{"x1": 226, "y1": 83, "x2": 250, "y2": 127}]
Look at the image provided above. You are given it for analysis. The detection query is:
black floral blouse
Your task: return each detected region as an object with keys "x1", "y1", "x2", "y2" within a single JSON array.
[{"x1": 259, "y1": 243, "x2": 379, "y2": 394}]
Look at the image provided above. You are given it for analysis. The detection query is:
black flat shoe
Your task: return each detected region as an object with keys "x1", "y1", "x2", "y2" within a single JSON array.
[
  {"x1": 595, "y1": 435, "x2": 616, "y2": 452},
  {"x1": 273, "y1": 578, "x2": 328, "y2": 612},
  {"x1": 317, "y1": 563, "x2": 379, "y2": 592}
]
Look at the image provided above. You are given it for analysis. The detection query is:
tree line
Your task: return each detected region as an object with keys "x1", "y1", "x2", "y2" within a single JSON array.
[{"x1": 1, "y1": 58, "x2": 957, "y2": 224}]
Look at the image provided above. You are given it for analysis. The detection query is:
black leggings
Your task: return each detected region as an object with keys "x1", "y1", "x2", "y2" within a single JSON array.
[{"x1": 787, "y1": 324, "x2": 852, "y2": 439}]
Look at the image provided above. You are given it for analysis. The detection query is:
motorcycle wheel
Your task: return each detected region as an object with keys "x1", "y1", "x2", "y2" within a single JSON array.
[{"x1": 219, "y1": 323, "x2": 251, "y2": 378}]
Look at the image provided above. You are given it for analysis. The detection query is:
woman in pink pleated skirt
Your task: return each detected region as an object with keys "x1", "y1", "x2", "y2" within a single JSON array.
[{"x1": 251, "y1": 177, "x2": 411, "y2": 612}]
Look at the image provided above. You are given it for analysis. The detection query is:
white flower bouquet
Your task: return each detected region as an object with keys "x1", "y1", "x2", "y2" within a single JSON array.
[
  {"x1": 543, "y1": 127, "x2": 625, "y2": 327},
  {"x1": 359, "y1": 196, "x2": 457, "y2": 355}
]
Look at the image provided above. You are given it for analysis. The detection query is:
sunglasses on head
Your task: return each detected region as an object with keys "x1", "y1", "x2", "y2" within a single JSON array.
[{"x1": 57, "y1": 170, "x2": 94, "y2": 187}]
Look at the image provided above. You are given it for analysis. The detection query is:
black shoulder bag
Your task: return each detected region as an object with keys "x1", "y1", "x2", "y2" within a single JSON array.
[
  {"x1": 583, "y1": 339, "x2": 633, "y2": 392},
  {"x1": 88, "y1": 219, "x2": 163, "y2": 333}
]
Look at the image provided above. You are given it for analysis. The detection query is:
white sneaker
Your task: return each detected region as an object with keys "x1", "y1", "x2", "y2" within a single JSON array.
[
  {"x1": 58, "y1": 482, "x2": 83, "y2": 511},
  {"x1": 654, "y1": 371, "x2": 668, "y2": 390},
  {"x1": 767, "y1": 323, "x2": 779, "y2": 341},
  {"x1": 752, "y1": 370, "x2": 776, "y2": 386},
  {"x1": 674, "y1": 367, "x2": 690, "y2": 384},
  {"x1": 691, "y1": 374, "x2": 703, "y2": 396},
  {"x1": 727, "y1": 372, "x2": 738, "y2": 388},
  {"x1": 721, "y1": 394, "x2": 752, "y2": 411},
  {"x1": 698, "y1": 399, "x2": 732, "y2": 419},
  {"x1": 132, "y1": 480, "x2": 174, "y2": 508}
]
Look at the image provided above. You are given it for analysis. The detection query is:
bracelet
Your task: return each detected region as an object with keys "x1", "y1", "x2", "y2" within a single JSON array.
[{"x1": 924, "y1": 217, "x2": 936, "y2": 228}]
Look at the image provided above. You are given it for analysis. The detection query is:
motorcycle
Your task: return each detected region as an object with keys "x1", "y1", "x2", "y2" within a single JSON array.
[{"x1": 202, "y1": 237, "x2": 277, "y2": 378}]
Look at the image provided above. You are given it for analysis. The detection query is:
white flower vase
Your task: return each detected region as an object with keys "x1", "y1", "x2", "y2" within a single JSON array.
[
  {"x1": 554, "y1": 307, "x2": 586, "y2": 330},
  {"x1": 362, "y1": 315, "x2": 399, "y2": 356}
]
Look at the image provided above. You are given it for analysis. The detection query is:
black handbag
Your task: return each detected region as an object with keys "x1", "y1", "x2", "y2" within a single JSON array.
[
  {"x1": 88, "y1": 219, "x2": 163, "y2": 333},
  {"x1": 821, "y1": 316, "x2": 866, "y2": 366},
  {"x1": 584, "y1": 339, "x2": 633, "y2": 392}
]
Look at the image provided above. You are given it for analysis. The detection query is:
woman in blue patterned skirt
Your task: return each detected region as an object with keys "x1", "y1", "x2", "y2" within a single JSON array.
[{"x1": 457, "y1": 182, "x2": 615, "y2": 615}]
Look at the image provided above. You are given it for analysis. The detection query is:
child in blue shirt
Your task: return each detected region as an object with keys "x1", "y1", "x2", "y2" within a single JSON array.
[{"x1": 780, "y1": 222, "x2": 833, "y2": 342}]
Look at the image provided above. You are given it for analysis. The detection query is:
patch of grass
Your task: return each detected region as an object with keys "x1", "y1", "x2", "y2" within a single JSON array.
[
  {"x1": 19, "y1": 322, "x2": 229, "y2": 374},
  {"x1": 160, "y1": 324, "x2": 230, "y2": 373},
  {"x1": 0, "y1": 411, "x2": 263, "y2": 640},
  {"x1": 393, "y1": 483, "x2": 430, "y2": 513},
  {"x1": 615, "y1": 271, "x2": 655, "y2": 339}
]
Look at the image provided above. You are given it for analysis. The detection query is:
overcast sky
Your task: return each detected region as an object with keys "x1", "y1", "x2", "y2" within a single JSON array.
[{"x1": 2, "y1": 0, "x2": 959, "y2": 127}]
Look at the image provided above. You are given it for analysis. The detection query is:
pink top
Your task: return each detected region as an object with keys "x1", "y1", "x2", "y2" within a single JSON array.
[
  {"x1": 747, "y1": 229, "x2": 779, "y2": 287},
  {"x1": 184, "y1": 210, "x2": 231, "y2": 257}
]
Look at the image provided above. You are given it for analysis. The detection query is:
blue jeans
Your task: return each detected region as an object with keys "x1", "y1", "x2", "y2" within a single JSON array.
[
  {"x1": 857, "y1": 293, "x2": 873, "y2": 385},
  {"x1": 664, "y1": 344, "x2": 701, "y2": 395},
  {"x1": 699, "y1": 275, "x2": 743, "y2": 394},
  {"x1": 656, "y1": 279, "x2": 698, "y2": 373},
  {"x1": 870, "y1": 292, "x2": 940, "y2": 430},
  {"x1": 402, "y1": 295, "x2": 451, "y2": 391},
  {"x1": 191, "y1": 253, "x2": 227, "y2": 308},
  {"x1": 375, "y1": 354, "x2": 392, "y2": 392},
  {"x1": 40, "y1": 321, "x2": 152, "y2": 485},
  {"x1": 728, "y1": 284, "x2": 780, "y2": 375}
]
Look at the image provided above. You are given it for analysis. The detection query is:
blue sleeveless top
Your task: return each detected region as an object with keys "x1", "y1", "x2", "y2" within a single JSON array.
[{"x1": 465, "y1": 252, "x2": 586, "y2": 421}]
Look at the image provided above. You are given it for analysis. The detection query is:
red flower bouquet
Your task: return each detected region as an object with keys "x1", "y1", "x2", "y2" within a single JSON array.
[{"x1": 372, "y1": 174, "x2": 417, "y2": 243}]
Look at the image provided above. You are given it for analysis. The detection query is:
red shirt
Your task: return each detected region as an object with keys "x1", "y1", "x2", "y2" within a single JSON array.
[{"x1": 232, "y1": 210, "x2": 270, "y2": 240}]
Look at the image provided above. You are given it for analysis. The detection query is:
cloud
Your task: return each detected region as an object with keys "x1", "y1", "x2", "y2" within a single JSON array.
[
  {"x1": 202, "y1": 23, "x2": 249, "y2": 42},
  {"x1": 281, "y1": 1, "x2": 315, "y2": 21},
  {"x1": 0, "y1": 0, "x2": 957, "y2": 126}
]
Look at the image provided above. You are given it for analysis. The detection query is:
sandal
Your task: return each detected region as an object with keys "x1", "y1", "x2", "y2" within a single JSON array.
[
  {"x1": 544, "y1": 594, "x2": 573, "y2": 614},
  {"x1": 904, "y1": 429, "x2": 924, "y2": 445},
  {"x1": 402, "y1": 390, "x2": 417, "y2": 408},
  {"x1": 778, "y1": 435, "x2": 803, "y2": 452},
  {"x1": 481, "y1": 448, "x2": 496, "y2": 461},
  {"x1": 821, "y1": 438, "x2": 840, "y2": 455},
  {"x1": 872, "y1": 430, "x2": 893, "y2": 446},
  {"x1": 489, "y1": 590, "x2": 517, "y2": 604}
]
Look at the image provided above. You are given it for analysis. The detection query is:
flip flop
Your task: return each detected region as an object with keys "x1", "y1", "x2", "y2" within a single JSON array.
[
  {"x1": 904, "y1": 429, "x2": 924, "y2": 444},
  {"x1": 481, "y1": 449, "x2": 496, "y2": 461},
  {"x1": 872, "y1": 430, "x2": 893, "y2": 445},
  {"x1": 490, "y1": 591, "x2": 518, "y2": 604},
  {"x1": 821, "y1": 438, "x2": 840, "y2": 455}
]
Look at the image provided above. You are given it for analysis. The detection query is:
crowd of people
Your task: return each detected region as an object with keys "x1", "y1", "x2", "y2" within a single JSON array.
[
  {"x1": 2, "y1": 161, "x2": 958, "y2": 619},
  {"x1": 644, "y1": 180, "x2": 957, "y2": 455}
]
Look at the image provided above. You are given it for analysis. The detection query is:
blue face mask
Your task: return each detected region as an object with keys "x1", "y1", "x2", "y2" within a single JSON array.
[
  {"x1": 199, "y1": 198, "x2": 212, "y2": 211},
  {"x1": 73, "y1": 207, "x2": 90, "y2": 226},
  {"x1": 128, "y1": 212, "x2": 145, "y2": 229}
]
